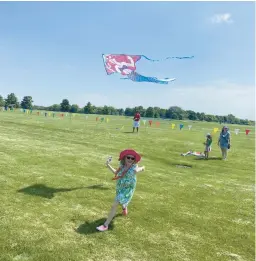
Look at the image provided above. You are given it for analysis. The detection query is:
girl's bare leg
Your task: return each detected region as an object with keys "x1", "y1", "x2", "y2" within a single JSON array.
[{"x1": 104, "y1": 200, "x2": 119, "y2": 227}]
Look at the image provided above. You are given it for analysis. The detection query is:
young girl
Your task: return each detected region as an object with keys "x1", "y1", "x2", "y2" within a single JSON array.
[
  {"x1": 204, "y1": 133, "x2": 212, "y2": 159},
  {"x1": 96, "y1": 149, "x2": 145, "y2": 232}
]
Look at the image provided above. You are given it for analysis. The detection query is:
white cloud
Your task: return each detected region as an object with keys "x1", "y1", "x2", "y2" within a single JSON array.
[{"x1": 211, "y1": 13, "x2": 233, "y2": 24}]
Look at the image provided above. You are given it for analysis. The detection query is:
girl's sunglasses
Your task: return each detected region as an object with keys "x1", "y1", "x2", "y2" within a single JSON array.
[{"x1": 126, "y1": 156, "x2": 135, "y2": 160}]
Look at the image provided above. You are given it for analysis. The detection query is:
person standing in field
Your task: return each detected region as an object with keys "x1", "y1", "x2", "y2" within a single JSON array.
[
  {"x1": 133, "y1": 111, "x2": 141, "y2": 133},
  {"x1": 218, "y1": 126, "x2": 231, "y2": 160},
  {"x1": 96, "y1": 149, "x2": 145, "y2": 232},
  {"x1": 204, "y1": 133, "x2": 212, "y2": 159}
]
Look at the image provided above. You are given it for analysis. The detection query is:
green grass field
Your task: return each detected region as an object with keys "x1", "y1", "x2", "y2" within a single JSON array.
[{"x1": 0, "y1": 111, "x2": 254, "y2": 261}]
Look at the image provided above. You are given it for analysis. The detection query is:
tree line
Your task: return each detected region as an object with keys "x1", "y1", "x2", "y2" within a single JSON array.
[{"x1": 0, "y1": 93, "x2": 254, "y2": 125}]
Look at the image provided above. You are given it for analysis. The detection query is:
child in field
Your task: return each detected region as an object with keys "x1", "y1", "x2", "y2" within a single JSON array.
[
  {"x1": 96, "y1": 149, "x2": 145, "y2": 232},
  {"x1": 204, "y1": 133, "x2": 212, "y2": 159}
]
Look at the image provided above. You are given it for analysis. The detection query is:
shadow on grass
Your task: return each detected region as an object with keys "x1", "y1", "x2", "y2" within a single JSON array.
[
  {"x1": 194, "y1": 157, "x2": 222, "y2": 161},
  {"x1": 175, "y1": 164, "x2": 192, "y2": 168},
  {"x1": 75, "y1": 214, "x2": 122, "y2": 235},
  {"x1": 17, "y1": 184, "x2": 109, "y2": 199},
  {"x1": 122, "y1": 131, "x2": 135, "y2": 134}
]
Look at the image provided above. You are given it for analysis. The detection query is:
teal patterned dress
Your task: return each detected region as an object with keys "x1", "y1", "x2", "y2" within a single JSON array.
[{"x1": 115, "y1": 164, "x2": 137, "y2": 207}]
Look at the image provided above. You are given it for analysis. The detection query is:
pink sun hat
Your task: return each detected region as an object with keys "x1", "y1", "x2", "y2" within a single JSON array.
[{"x1": 118, "y1": 149, "x2": 141, "y2": 163}]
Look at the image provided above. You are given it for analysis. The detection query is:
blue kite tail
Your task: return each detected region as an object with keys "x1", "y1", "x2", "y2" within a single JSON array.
[
  {"x1": 127, "y1": 72, "x2": 176, "y2": 84},
  {"x1": 141, "y1": 55, "x2": 194, "y2": 62}
]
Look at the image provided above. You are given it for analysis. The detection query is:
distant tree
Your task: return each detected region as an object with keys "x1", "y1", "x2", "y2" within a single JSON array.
[
  {"x1": 33, "y1": 105, "x2": 48, "y2": 110},
  {"x1": 5, "y1": 93, "x2": 19, "y2": 108},
  {"x1": 84, "y1": 102, "x2": 94, "y2": 114},
  {"x1": 117, "y1": 108, "x2": 124, "y2": 115},
  {"x1": 91, "y1": 105, "x2": 96, "y2": 114},
  {"x1": 227, "y1": 114, "x2": 237, "y2": 124},
  {"x1": 77, "y1": 108, "x2": 84, "y2": 114},
  {"x1": 3, "y1": 92, "x2": 253, "y2": 125},
  {"x1": 102, "y1": 105, "x2": 111, "y2": 115},
  {"x1": 154, "y1": 112, "x2": 160, "y2": 118},
  {"x1": 166, "y1": 106, "x2": 184, "y2": 119},
  {"x1": 204, "y1": 114, "x2": 215, "y2": 122},
  {"x1": 159, "y1": 109, "x2": 166, "y2": 118},
  {"x1": 223, "y1": 116, "x2": 228, "y2": 124},
  {"x1": 216, "y1": 115, "x2": 224, "y2": 124},
  {"x1": 70, "y1": 104, "x2": 79, "y2": 113},
  {"x1": 233, "y1": 118, "x2": 240, "y2": 124},
  {"x1": 95, "y1": 106, "x2": 103, "y2": 114},
  {"x1": 187, "y1": 110, "x2": 197, "y2": 120},
  {"x1": 134, "y1": 106, "x2": 146, "y2": 116},
  {"x1": 196, "y1": 112, "x2": 205, "y2": 121},
  {"x1": 20, "y1": 96, "x2": 33, "y2": 109},
  {"x1": 182, "y1": 110, "x2": 188, "y2": 119},
  {"x1": 214, "y1": 115, "x2": 220, "y2": 123},
  {"x1": 240, "y1": 119, "x2": 249, "y2": 125},
  {"x1": 153, "y1": 107, "x2": 161, "y2": 118},
  {"x1": 0, "y1": 95, "x2": 5, "y2": 107},
  {"x1": 145, "y1": 107, "x2": 154, "y2": 117},
  {"x1": 60, "y1": 99, "x2": 71, "y2": 112},
  {"x1": 124, "y1": 107, "x2": 133, "y2": 116},
  {"x1": 108, "y1": 106, "x2": 117, "y2": 115},
  {"x1": 48, "y1": 104, "x2": 61, "y2": 112}
]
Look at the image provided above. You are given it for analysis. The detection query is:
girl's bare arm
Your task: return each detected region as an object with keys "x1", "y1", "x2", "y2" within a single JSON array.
[{"x1": 106, "y1": 163, "x2": 117, "y2": 174}]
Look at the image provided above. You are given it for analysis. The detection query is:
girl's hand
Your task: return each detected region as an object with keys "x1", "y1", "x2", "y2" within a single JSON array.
[{"x1": 105, "y1": 156, "x2": 112, "y2": 166}]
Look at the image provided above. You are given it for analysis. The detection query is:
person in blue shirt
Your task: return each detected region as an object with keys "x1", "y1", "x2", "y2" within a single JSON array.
[{"x1": 218, "y1": 126, "x2": 231, "y2": 160}]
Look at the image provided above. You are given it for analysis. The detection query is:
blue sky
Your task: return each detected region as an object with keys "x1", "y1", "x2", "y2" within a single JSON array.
[{"x1": 0, "y1": 1, "x2": 255, "y2": 120}]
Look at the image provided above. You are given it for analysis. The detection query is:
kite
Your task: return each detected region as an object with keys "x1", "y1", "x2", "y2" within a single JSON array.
[{"x1": 102, "y1": 54, "x2": 194, "y2": 84}]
